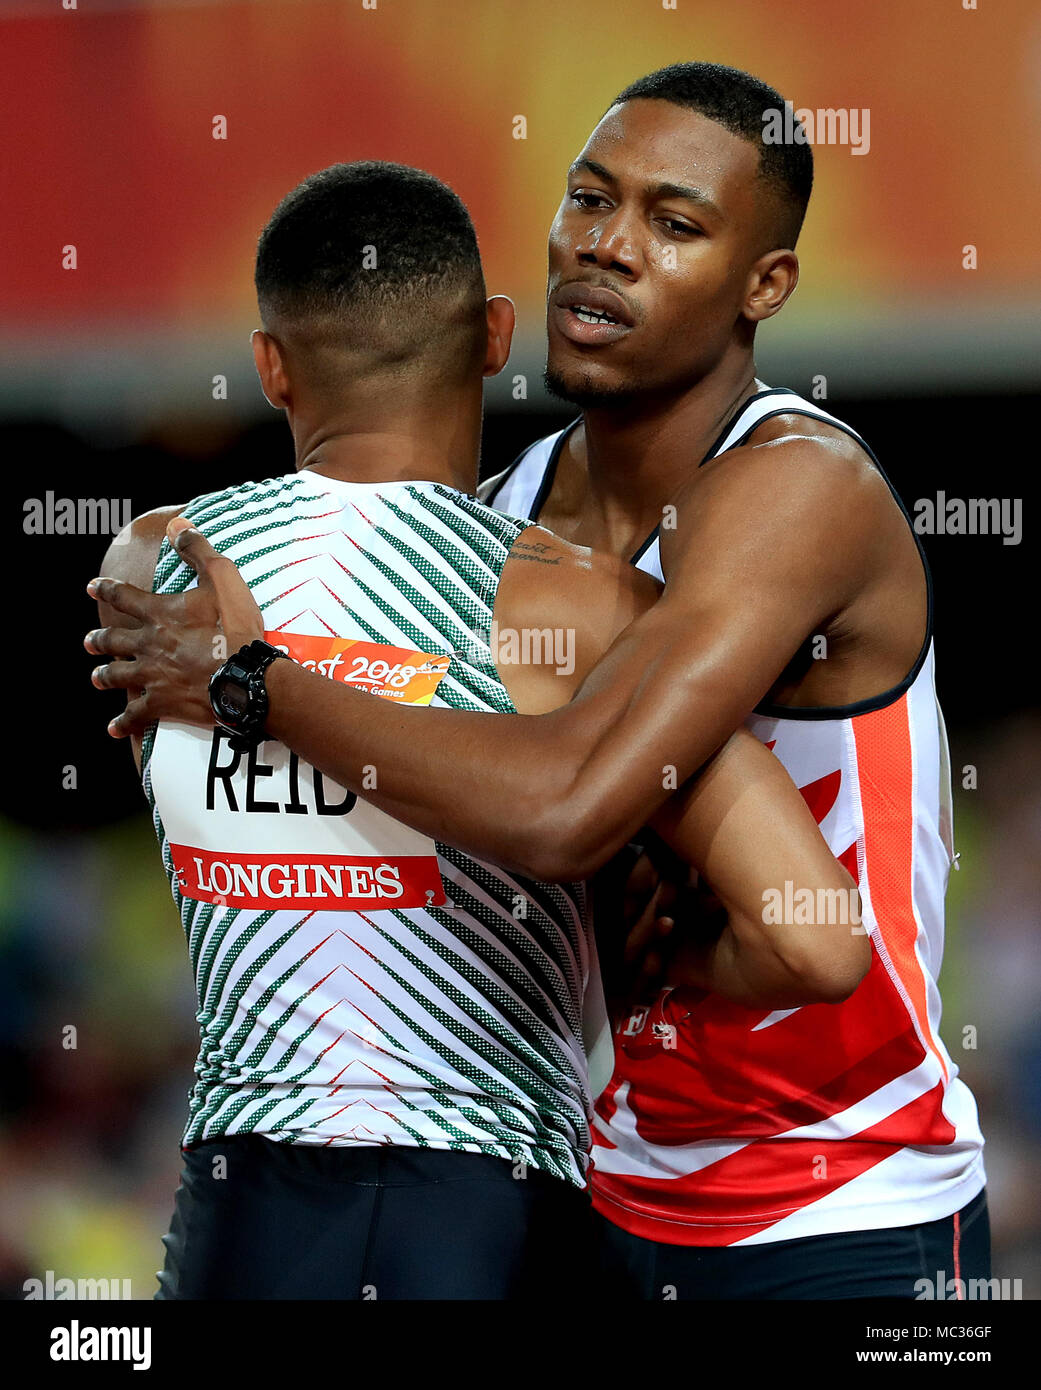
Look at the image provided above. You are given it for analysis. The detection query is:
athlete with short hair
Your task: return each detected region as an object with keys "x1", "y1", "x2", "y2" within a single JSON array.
[
  {"x1": 90, "y1": 62, "x2": 988, "y2": 1299},
  {"x1": 88, "y1": 159, "x2": 862, "y2": 1300},
  {"x1": 489, "y1": 65, "x2": 989, "y2": 1298}
]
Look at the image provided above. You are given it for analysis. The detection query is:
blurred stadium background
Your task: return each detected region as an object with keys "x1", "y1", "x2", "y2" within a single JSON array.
[{"x1": 2, "y1": 0, "x2": 1039, "y2": 1299}]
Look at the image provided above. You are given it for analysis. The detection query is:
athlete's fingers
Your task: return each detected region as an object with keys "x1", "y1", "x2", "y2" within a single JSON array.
[
  {"x1": 622, "y1": 878, "x2": 679, "y2": 968},
  {"x1": 631, "y1": 920, "x2": 674, "y2": 998},
  {"x1": 623, "y1": 849, "x2": 660, "y2": 903},
  {"x1": 87, "y1": 576, "x2": 159, "y2": 621},
  {"x1": 167, "y1": 517, "x2": 219, "y2": 576},
  {"x1": 106, "y1": 693, "x2": 153, "y2": 739},
  {"x1": 84, "y1": 626, "x2": 144, "y2": 658},
  {"x1": 168, "y1": 520, "x2": 264, "y2": 646},
  {"x1": 621, "y1": 900, "x2": 656, "y2": 969},
  {"x1": 91, "y1": 659, "x2": 144, "y2": 692}
]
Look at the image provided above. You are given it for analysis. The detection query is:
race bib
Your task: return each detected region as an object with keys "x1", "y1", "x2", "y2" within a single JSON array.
[
  {"x1": 264, "y1": 632, "x2": 452, "y2": 704},
  {"x1": 150, "y1": 634, "x2": 452, "y2": 913}
]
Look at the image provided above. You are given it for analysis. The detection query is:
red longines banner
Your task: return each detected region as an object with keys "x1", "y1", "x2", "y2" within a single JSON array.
[{"x1": 169, "y1": 843, "x2": 446, "y2": 912}]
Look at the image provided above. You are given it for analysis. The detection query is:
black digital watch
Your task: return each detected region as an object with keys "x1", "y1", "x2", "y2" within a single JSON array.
[{"x1": 208, "y1": 639, "x2": 288, "y2": 751}]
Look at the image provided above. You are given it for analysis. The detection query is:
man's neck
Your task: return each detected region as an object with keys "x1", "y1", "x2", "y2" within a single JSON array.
[
  {"x1": 552, "y1": 356, "x2": 762, "y2": 555},
  {"x1": 291, "y1": 393, "x2": 481, "y2": 495},
  {"x1": 588, "y1": 361, "x2": 758, "y2": 500}
]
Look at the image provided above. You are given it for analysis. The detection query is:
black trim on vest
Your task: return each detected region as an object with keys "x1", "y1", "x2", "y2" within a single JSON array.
[
  {"x1": 527, "y1": 418, "x2": 581, "y2": 521},
  {"x1": 625, "y1": 387, "x2": 794, "y2": 565},
  {"x1": 629, "y1": 528, "x2": 659, "y2": 566},
  {"x1": 700, "y1": 386, "x2": 796, "y2": 464},
  {"x1": 483, "y1": 441, "x2": 534, "y2": 507}
]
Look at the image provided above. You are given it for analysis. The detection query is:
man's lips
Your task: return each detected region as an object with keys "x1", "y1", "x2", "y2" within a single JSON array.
[{"x1": 551, "y1": 282, "x2": 635, "y2": 346}]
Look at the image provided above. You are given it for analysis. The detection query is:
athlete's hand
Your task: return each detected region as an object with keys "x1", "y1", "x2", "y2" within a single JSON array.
[
  {"x1": 618, "y1": 852, "x2": 681, "y2": 1006},
  {"x1": 660, "y1": 880, "x2": 726, "y2": 996},
  {"x1": 164, "y1": 518, "x2": 265, "y2": 645},
  {"x1": 616, "y1": 846, "x2": 723, "y2": 1009},
  {"x1": 85, "y1": 518, "x2": 263, "y2": 738}
]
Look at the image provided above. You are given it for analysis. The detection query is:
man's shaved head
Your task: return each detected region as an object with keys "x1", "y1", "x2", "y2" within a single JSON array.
[{"x1": 255, "y1": 161, "x2": 488, "y2": 394}]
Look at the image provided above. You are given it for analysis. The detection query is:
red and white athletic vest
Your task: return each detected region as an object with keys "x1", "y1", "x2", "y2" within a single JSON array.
[{"x1": 484, "y1": 385, "x2": 985, "y2": 1244}]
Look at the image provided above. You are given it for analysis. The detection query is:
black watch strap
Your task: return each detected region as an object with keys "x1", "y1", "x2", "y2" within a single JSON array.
[{"x1": 208, "y1": 639, "x2": 287, "y2": 751}]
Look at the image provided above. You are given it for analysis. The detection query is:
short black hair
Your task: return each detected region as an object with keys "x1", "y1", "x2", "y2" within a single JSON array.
[
  {"x1": 255, "y1": 161, "x2": 486, "y2": 372},
  {"x1": 612, "y1": 62, "x2": 813, "y2": 246}
]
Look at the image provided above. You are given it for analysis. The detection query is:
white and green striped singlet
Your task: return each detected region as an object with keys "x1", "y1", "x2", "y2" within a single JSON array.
[{"x1": 142, "y1": 470, "x2": 595, "y2": 1187}]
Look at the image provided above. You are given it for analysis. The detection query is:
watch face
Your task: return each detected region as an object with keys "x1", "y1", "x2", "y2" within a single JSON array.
[{"x1": 217, "y1": 681, "x2": 250, "y2": 719}]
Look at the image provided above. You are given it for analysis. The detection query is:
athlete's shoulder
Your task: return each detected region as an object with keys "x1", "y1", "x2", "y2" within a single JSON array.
[
  {"x1": 661, "y1": 410, "x2": 892, "y2": 588},
  {"x1": 511, "y1": 524, "x2": 659, "y2": 592},
  {"x1": 500, "y1": 524, "x2": 660, "y2": 658},
  {"x1": 685, "y1": 407, "x2": 883, "y2": 519},
  {"x1": 129, "y1": 474, "x2": 305, "y2": 594},
  {"x1": 101, "y1": 503, "x2": 186, "y2": 590},
  {"x1": 177, "y1": 472, "x2": 307, "y2": 527},
  {"x1": 745, "y1": 406, "x2": 876, "y2": 468},
  {"x1": 423, "y1": 483, "x2": 533, "y2": 551}
]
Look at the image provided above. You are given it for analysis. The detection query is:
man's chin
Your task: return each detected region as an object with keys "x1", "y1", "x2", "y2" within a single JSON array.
[{"x1": 542, "y1": 366, "x2": 638, "y2": 412}]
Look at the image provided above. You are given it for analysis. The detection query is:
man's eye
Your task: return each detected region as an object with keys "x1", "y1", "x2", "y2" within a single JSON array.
[
  {"x1": 571, "y1": 191, "x2": 608, "y2": 210},
  {"x1": 661, "y1": 219, "x2": 699, "y2": 237}
]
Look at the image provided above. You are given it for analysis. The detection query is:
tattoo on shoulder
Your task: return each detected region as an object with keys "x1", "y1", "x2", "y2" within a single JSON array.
[{"x1": 511, "y1": 538, "x2": 561, "y2": 566}]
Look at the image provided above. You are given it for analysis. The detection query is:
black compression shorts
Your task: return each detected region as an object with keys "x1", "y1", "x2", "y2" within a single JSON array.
[
  {"x1": 155, "y1": 1137, "x2": 593, "y2": 1300},
  {"x1": 592, "y1": 1185, "x2": 991, "y2": 1300}
]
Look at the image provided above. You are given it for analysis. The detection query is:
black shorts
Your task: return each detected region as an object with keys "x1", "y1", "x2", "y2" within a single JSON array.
[
  {"x1": 156, "y1": 1137, "x2": 593, "y2": 1300},
  {"x1": 593, "y1": 1186, "x2": 991, "y2": 1300}
]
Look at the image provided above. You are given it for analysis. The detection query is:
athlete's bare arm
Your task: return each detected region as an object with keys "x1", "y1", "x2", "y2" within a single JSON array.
[
  {"x1": 488, "y1": 524, "x2": 866, "y2": 1007},
  {"x1": 88, "y1": 489, "x2": 867, "y2": 1007},
  {"x1": 646, "y1": 737, "x2": 865, "y2": 1006},
  {"x1": 87, "y1": 431, "x2": 918, "y2": 883}
]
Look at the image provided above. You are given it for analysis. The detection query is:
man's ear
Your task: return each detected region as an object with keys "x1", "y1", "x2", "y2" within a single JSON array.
[
  {"x1": 251, "y1": 329, "x2": 291, "y2": 409},
  {"x1": 483, "y1": 295, "x2": 516, "y2": 377},
  {"x1": 742, "y1": 249, "x2": 800, "y2": 324}
]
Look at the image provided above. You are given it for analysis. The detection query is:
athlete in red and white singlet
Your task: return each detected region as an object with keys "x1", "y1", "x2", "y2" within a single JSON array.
[{"x1": 486, "y1": 384, "x2": 986, "y2": 1252}]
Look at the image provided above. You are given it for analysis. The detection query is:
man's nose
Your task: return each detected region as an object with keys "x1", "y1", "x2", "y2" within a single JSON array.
[{"x1": 574, "y1": 212, "x2": 640, "y2": 279}]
